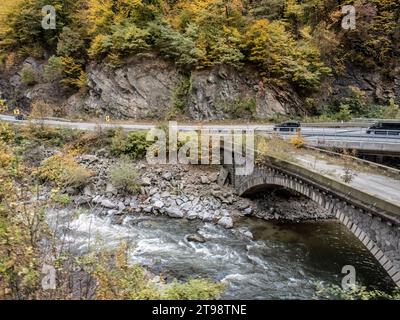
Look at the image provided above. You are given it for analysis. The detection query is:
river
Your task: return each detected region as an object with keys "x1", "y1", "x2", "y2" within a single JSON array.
[{"x1": 47, "y1": 209, "x2": 395, "y2": 299}]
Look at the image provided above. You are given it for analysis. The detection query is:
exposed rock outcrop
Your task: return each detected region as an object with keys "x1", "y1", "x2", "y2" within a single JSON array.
[
  {"x1": 187, "y1": 65, "x2": 303, "y2": 120},
  {"x1": 1, "y1": 55, "x2": 399, "y2": 120},
  {"x1": 316, "y1": 65, "x2": 400, "y2": 110},
  {"x1": 82, "y1": 55, "x2": 183, "y2": 119}
]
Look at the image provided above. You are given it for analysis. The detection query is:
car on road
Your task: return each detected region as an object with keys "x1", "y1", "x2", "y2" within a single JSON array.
[
  {"x1": 14, "y1": 114, "x2": 25, "y2": 121},
  {"x1": 366, "y1": 121, "x2": 400, "y2": 136},
  {"x1": 273, "y1": 121, "x2": 301, "y2": 133}
]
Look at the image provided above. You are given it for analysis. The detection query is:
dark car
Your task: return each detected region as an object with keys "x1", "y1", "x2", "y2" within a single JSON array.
[
  {"x1": 14, "y1": 114, "x2": 25, "y2": 121},
  {"x1": 273, "y1": 121, "x2": 301, "y2": 133},
  {"x1": 366, "y1": 121, "x2": 400, "y2": 136}
]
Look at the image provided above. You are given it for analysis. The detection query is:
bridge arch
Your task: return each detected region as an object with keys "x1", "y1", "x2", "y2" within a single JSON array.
[{"x1": 227, "y1": 165, "x2": 400, "y2": 287}]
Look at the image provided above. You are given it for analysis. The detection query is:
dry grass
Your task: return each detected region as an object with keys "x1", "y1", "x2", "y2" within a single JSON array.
[{"x1": 255, "y1": 134, "x2": 297, "y2": 163}]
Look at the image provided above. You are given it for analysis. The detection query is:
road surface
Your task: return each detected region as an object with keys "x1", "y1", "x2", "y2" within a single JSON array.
[{"x1": 1, "y1": 114, "x2": 400, "y2": 153}]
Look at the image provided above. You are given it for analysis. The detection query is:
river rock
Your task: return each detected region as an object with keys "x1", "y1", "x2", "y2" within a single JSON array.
[
  {"x1": 162, "y1": 172, "x2": 172, "y2": 181},
  {"x1": 187, "y1": 210, "x2": 199, "y2": 220},
  {"x1": 218, "y1": 216, "x2": 234, "y2": 229},
  {"x1": 92, "y1": 195, "x2": 102, "y2": 204},
  {"x1": 236, "y1": 228, "x2": 254, "y2": 240},
  {"x1": 141, "y1": 177, "x2": 151, "y2": 186},
  {"x1": 107, "y1": 209, "x2": 119, "y2": 215},
  {"x1": 185, "y1": 234, "x2": 206, "y2": 243},
  {"x1": 79, "y1": 154, "x2": 98, "y2": 163},
  {"x1": 166, "y1": 206, "x2": 184, "y2": 218},
  {"x1": 101, "y1": 199, "x2": 117, "y2": 209},
  {"x1": 129, "y1": 199, "x2": 138, "y2": 208},
  {"x1": 200, "y1": 176, "x2": 209, "y2": 184},
  {"x1": 83, "y1": 185, "x2": 93, "y2": 197},
  {"x1": 148, "y1": 188, "x2": 158, "y2": 196},
  {"x1": 161, "y1": 191, "x2": 170, "y2": 198},
  {"x1": 202, "y1": 211, "x2": 214, "y2": 222},
  {"x1": 105, "y1": 183, "x2": 117, "y2": 195},
  {"x1": 244, "y1": 207, "x2": 253, "y2": 216},
  {"x1": 153, "y1": 200, "x2": 164, "y2": 209},
  {"x1": 143, "y1": 206, "x2": 153, "y2": 213}
]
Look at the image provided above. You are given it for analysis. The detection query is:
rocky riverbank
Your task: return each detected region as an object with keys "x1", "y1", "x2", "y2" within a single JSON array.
[{"x1": 44, "y1": 149, "x2": 334, "y2": 236}]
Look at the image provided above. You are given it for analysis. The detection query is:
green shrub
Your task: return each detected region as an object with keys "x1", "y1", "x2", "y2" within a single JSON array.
[
  {"x1": 44, "y1": 55, "x2": 63, "y2": 82},
  {"x1": 90, "y1": 242, "x2": 225, "y2": 300},
  {"x1": 44, "y1": 55, "x2": 86, "y2": 90},
  {"x1": 382, "y1": 99, "x2": 400, "y2": 119},
  {"x1": 111, "y1": 130, "x2": 151, "y2": 159},
  {"x1": 20, "y1": 125, "x2": 80, "y2": 147},
  {"x1": 172, "y1": 76, "x2": 191, "y2": 112},
  {"x1": 333, "y1": 104, "x2": 352, "y2": 122},
  {"x1": 0, "y1": 122, "x2": 15, "y2": 143},
  {"x1": 232, "y1": 97, "x2": 257, "y2": 118},
  {"x1": 108, "y1": 159, "x2": 140, "y2": 193},
  {"x1": 162, "y1": 279, "x2": 225, "y2": 300},
  {"x1": 315, "y1": 283, "x2": 400, "y2": 300},
  {"x1": 88, "y1": 21, "x2": 150, "y2": 60},
  {"x1": 56, "y1": 27, "x2": 86, "y2": 60},
  {"x1": 20, "y1": 64, "x2": 37, "y2": 85}
]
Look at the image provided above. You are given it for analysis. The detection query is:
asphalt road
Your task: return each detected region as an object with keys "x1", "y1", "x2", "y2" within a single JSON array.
[{"x1": 1, "y1": 114, "x2": 400, "y2": 149}]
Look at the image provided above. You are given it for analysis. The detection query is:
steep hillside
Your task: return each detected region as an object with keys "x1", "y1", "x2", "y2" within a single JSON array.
[{"x1": 0, "y1": 0, "x2": 399, "y2": 120}]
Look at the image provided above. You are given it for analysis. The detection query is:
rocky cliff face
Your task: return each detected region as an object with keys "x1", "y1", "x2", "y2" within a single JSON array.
[
  {"x1": 1, "y1": 55, "x2": 399, "y2": 120},
  {"x1": 82, "y1": 56, "x2": 182, "y2": 119},
  {"x1": 187, "y1": 65, "x2": 302, "y2": 120},
  {"x1": 78, "y1": 55, "x2": 303, "y2": 120},
  {"x1": 317, "y1": 65, "x2": 400, "y2": 111}
]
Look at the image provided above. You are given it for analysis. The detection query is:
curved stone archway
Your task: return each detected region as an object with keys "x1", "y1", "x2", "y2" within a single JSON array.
[{"x1": 229, "y1": 166, "x2": 400, "y2": 287}]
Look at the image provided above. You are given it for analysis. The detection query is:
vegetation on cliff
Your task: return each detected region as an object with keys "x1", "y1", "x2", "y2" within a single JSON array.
[{"x1": 0, "y1": 0, "x2": 398, "y2": 99}]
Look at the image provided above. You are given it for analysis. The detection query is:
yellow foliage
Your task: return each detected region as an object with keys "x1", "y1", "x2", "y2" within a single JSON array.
[
  {"x1": 0, "y1": 122, "x2": 15, "y2": 142},
  {"x1": 37, "y1": 154, "x2": 93, "y2": 188},
  {"x1": 30, "y1": 100, "x2": 54, "y2": 120},
  {"x1": 290, "y1": 131, "x2": 305, "y2": 148},
  {"x1": 87, "y1": 0, "x2": 144, "y2": 35},
  {"x1": 0, "y1": 141, "x2": 13, "y2": 169}
]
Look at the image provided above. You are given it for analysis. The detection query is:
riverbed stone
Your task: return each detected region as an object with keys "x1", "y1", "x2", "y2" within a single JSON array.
[
  {"x1": 118, "y1": 202, "x2": 126, "y2": 211},
  {"x1": 107, "y1": 209, "x2": 119, "y2": 215},
  {"x1": 141, "y1": 177, "x2": 151, "y2": 186},
  {"x1": 153, "y1": 200, "x2": 164, "y2": 209},
  {"x1": 187, "y1": 211, "x2": 199, "y2": 220},
  {"x1": 105, "y1": 183, "x2": 117, "y2": 195},
  {"x1": 101, "y1": 199, "x2": 117, "y2": 209},
  {"x1": 161, "y1": 191, "x2": 170, "y2": 198},
  {"x1": 162, "y1": 172, "x2": 172, "y2": 181},
  {"x1": 200, "y1": 176, "x2": 209, "y2": 184},
  {"x1": 185, "y1": 234, "x2": 206, "y2": 243},
  {"x1": 202, "y1": 211, "x2": 214, "y2": 222},
  {"x1": 218, "y1": 216, "x2": 234, "y2": 229},
  {"x1": 166, "y1": 206, "x2": 184, "y2": 218}
]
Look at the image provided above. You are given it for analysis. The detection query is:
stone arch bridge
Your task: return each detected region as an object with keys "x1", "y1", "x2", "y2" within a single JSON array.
[{"x1": 224, "y1": 155, "x2": 400, "y2": 287}]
